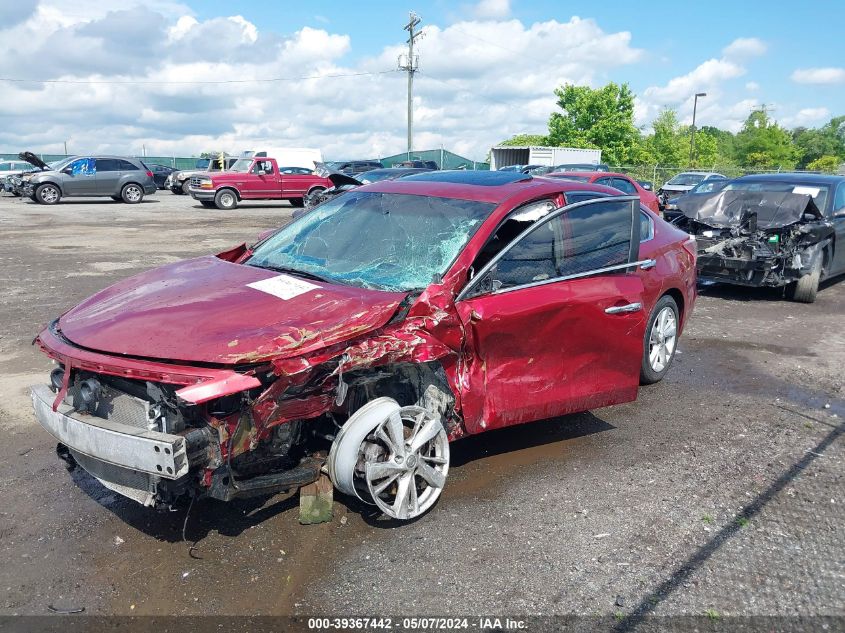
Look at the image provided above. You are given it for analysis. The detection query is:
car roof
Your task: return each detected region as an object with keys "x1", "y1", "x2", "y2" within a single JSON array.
[
  {"x1": 364, "y1": 170, "x2": 624, "y2": 203},
  {"x1": 732, "y1": 172, "x2": 844, "y2": 185},
  {"x1": 545, "y1": 171, "x2": 631, "y2": 179}
]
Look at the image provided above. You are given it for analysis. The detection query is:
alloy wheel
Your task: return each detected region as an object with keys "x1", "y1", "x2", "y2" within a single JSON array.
[
  {"x1": 648, "y1": 306, "x2": 677, "y2": 373},
  {"x1": 124, "y1": 185, "x2": 142, "y2": 202},
  {"x1": 363, "y1": 406, "x2": 449, "y2": 520},
  {"x1": 40, "y1": 185, "x2": 59, "y2": 203}
]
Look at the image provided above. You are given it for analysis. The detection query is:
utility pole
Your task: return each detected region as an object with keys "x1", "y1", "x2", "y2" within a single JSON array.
[
  {"x1": 399, "y1": 12, "x2": 422, "y2": 157},
  {"x1": 689, "y1": 92, "x2": 706, "y2": 165}
]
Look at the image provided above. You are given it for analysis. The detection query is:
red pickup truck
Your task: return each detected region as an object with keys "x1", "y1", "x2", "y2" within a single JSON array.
[{"x1": 188, "y1": 157, "x2": 331, "y2": 209}]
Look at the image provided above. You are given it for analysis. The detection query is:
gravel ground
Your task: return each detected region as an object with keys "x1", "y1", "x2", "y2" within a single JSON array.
[{"x1": 0, "y1": 191, "x2": 841, "y2": 626}]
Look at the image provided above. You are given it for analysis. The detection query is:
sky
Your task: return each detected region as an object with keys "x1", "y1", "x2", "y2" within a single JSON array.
[{"x1": 0, "y1": 0, "x2": 843, "y2": 161}]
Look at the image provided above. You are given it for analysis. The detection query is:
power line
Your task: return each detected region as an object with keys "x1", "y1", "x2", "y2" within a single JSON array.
[{"x1": 0, "y1": 69, "x2": 401, "y2": 85}]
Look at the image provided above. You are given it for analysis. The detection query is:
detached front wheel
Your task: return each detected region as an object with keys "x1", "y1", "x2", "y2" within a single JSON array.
[
  {"x1": 640, "y1": 295, "x2": 679, "y2": 385},
  {"x1": 328, "y1": 398, "x2": 450, "y2": 520}
]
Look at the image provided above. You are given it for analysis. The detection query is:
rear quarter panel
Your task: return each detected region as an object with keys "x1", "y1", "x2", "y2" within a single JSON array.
[{"x1": 638, "y1": 211, "x2": 697, "y2": 333}]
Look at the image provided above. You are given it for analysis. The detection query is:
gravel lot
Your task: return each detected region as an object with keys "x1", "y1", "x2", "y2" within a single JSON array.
[{"x1": 0, "y1": 191, "x2": 842, "y2": 625}]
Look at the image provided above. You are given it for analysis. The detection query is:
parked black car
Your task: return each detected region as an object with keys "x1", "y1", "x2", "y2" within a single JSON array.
[
  {"x1": 301, "y1": 167, "x2": 432, "y2": 212},
  {"x1": 393, "y1": 160, "x2": 439, "y2": 170},
  {"x1": 322, "y1": 160, "x2": 384, "y2": 175},
  {"x1": 147, "y1": 164, "x2": 176, "y2": 189},
  {"x1": 675, "y1": 173, "x2": 845, "y2": 302}
]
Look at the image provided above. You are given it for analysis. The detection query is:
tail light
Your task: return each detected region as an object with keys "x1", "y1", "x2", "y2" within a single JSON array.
[{"x1": 145, "y1": 170, "x2": 153, "y2": 178}]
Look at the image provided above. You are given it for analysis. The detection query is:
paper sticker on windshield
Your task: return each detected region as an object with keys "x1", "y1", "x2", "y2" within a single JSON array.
[
  {"x1": 792, "y1": 186, "x2": 820, "y2": 197},
  {"x1": 247, "y1": 274, "x2": 319, "y2": 300}
]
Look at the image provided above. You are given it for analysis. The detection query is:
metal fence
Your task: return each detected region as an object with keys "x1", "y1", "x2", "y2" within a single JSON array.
[{"x1": 606, "y1": 164, "x2": 829, "y2": 186}]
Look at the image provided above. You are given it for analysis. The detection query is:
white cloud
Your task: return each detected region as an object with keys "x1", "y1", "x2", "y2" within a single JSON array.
[
  {"x1": 780, "y1": 107, "x2": 831, "y2": 128},
  {"x1": 722, "y1": 37, "x2": 766, "y2": 60},
  {"x1": 0, "y1": 6, "x2": 642, "y2": 160},
  {"x1": 642, "y1": 58, "x2": 744, "y2": 106},
  {"x1": 636, "y1": 38, "x2": 768, "y2": 131},
  {"x1": 790, "y1": 67, "x2": 845, "y2": 85},
  {"x1": 472, "y1": 0, "x2": 511, "y2": 20}
]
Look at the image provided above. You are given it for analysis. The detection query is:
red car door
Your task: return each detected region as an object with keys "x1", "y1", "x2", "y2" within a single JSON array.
[
  {"x1": 455, "y1": 197, "x2": 648, "y2": 433},
  {"x1": 240, "y1": 159, "x2": 280, "y2": 199}
]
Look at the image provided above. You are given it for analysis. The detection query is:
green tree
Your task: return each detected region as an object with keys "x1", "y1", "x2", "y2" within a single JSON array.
[
  {"x1": 806, "y1": 155, "x2": 841, "y2": 173},
  {"x1": 699, "y1": 125, "x2": 737, "y2": 162},
  {"x1": 734, "y1": 110, "x2": 799, "y2": 169},
  {"x1": 647, "y1": 109, "x2": 686, "y2": 166},
  {"x1": 685, "y1": 129, "x2": 720, "y2": 167},
  {"x1": 637, "y1": 109, "x2": 722, "y2": 167},
  {"x1": 498, "y1": 133, "x2": 549, "y2": 146},
  {"x1": 793, "y1": 116, "x2": 845, "y2": 168},
  {"x1": 547, "y1": 82, "x2": 640, "y2": 165}
]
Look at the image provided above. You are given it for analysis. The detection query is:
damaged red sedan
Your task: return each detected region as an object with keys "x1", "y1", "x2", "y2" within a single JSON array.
[{"x1": 31, "y1": 171, "x2": 696, "y2": 521}]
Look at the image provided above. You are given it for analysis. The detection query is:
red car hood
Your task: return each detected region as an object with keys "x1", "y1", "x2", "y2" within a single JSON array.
[{"x1": 58, "y1": 256, "x2": 407, "y2": 365}]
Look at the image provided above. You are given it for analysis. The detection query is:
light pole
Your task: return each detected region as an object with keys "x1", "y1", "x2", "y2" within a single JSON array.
[{"x1": 689, "y1": 92, "x2": 706, "y2": 165}]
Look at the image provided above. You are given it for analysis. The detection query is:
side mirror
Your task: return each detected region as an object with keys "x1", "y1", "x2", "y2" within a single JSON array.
[
  {"x1": 464, "y1": 266, "x2": 502, "y2": 299},
  {"x1": 834, "y1": 208, "x2": 845, "y2": 219},
  {"x1": 62, "y1": 168, "x2": 73, "y2": 175}
]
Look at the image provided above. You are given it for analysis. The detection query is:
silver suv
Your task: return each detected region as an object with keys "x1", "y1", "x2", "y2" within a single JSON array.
[{"x1": 23, "y1": 154, "x2": 157, "y2": 205}]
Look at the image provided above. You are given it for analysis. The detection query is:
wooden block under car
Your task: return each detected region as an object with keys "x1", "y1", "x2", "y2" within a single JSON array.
[{"x1": 299, "y1": 474, "x2": 334, "y2": 524}]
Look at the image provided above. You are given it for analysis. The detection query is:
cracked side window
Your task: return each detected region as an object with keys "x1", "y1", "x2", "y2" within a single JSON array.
[{"x1": 474, "y1": 198, "x2": 636, "y2": 293}]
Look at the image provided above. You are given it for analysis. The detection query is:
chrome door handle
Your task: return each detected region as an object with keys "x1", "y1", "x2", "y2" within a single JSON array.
[
  {"x1": 605, "y1": 302, "x2": 643, "y2": 314},
  {"x1": 640, "y1": 259, "x2": 656, "y2": 270}
]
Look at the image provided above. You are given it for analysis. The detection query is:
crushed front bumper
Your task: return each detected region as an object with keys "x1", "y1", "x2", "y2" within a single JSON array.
[
  {"x1": 697, "y1": 254, "x2": 790, "y2": 287},
  {"x1": 31, "y1": 384, "x2": 190, "y2": 505}
]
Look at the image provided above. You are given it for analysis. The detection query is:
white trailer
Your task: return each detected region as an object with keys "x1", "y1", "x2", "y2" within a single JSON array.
[
  {"x1": 490, "y1": 146, "x2": 602, "y2": 170},
  {"x1": 241, "y1": 148, "x2": 323, "y2": 170}
]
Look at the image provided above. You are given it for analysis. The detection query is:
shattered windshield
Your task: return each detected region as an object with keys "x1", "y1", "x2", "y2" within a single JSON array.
[
  {"x1": 247, "y1": 191, "x2": 494, "y2": 291},
  {"x1": 725, "y1": 181, "x2": 829, "y2": 210},
  {"x1": 668, "y1": 173, "x2": 706, "y2": 186}
]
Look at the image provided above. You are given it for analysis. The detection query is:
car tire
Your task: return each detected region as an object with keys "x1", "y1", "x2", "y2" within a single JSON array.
[
  {"x1": 640, "y1": 295, "x2": 679, "y2": 385},
  {"x1": 327, "y1": 398, "x2": 450, "y2": 521},
  {"x1": 181, "y1": 180, "x2": 191, "y2": 195},
  {"x1": 35, "y1": 183, "x2": 61, "y2": 205},
  {"x1": 214, "y1": 189, "x2": 238, "y2": 210},
  {"x1": 121, "y1": 183, "x2": 144, "y2": 204},
  {"x1": 171, "y1": 185, "x2": 184, "y2": 195},
  {"x1": 785, "y1": 255, "x2": 821, "y2": 303}
]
